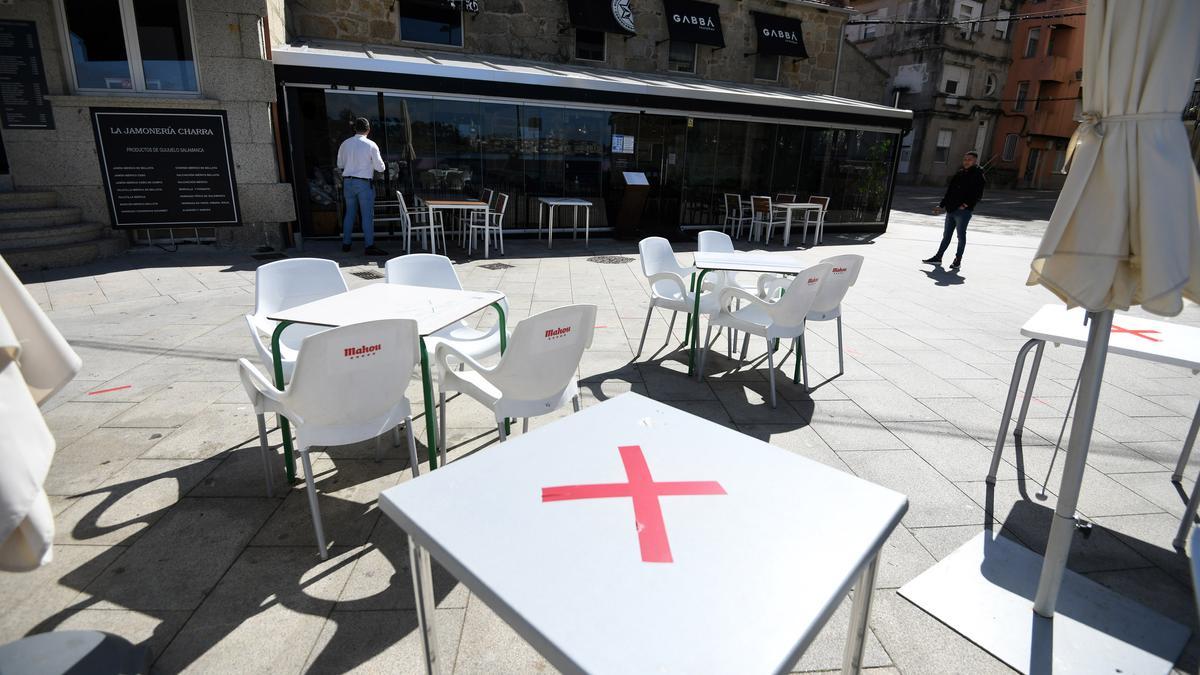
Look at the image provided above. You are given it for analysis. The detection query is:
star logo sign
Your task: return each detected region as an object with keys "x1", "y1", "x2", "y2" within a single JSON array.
[{"x1": 611, "y1": 0, "x2": 635, "y2": 33}]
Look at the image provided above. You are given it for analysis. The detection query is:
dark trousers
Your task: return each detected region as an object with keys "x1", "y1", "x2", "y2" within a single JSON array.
[{"x1": 935, "y1": 208, "x2": 972, "y2": 260}]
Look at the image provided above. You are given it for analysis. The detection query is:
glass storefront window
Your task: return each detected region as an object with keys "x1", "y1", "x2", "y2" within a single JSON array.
[
  {"x1": 62, "y1": 0, "x2": 198, "y2": 93},
  {"x1": 668, "y1": 42, "x2": 696, "y2": 74},
  {"x1": 399, "y1": 2, "x2": 463, "y2": 46}
]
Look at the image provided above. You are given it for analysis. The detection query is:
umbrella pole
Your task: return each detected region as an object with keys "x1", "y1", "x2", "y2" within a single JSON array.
[{"x1": 1032, "y1": 309, "x2": 1113, "y2": 618}]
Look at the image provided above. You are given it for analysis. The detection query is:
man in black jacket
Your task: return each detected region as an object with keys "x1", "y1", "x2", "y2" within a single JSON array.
[{"x1": 923, "y1": 151, "x2": 986, "y2": 270}]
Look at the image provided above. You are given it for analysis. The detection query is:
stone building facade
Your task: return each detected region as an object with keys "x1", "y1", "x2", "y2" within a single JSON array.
[
  {"x1": 849, "y1": 0, "x2": 1018, "y2": 186},
  {"x1": 0, "y1": 0, "x2": 295, "y2": 271}
]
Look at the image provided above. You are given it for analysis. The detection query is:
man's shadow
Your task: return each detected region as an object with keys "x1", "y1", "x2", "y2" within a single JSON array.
[{"x1": 922, "y1": 265, "x2": 965, "y2": 286}]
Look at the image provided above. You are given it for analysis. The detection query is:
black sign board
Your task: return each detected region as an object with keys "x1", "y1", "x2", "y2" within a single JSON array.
[
  {"x1": 663, "y1": 0, "x2": 723, "y2": 47},
  {"x1": 567, "y1": 0, "x2": 636, "y2": 35},
  {"x1": 752, "y1": 12, "x2": 809, "y2": 58},
  {"x1": 91, "y1": 109, "x2": 241, "y2": 229},
  {"x1": 0, "y1": 20, "x2": 53, "y2": 129}
]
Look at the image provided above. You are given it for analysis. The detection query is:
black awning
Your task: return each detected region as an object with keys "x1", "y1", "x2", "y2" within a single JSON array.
[
  {"x1": 663, "y1": 0, "x2": 724, "y2": 48},
  {"x1": 567, "y1": 0, "x2": 636, "y2": 36},
  {"x1": 752, "y1": 12, "x2": 808, "y2": 58}
]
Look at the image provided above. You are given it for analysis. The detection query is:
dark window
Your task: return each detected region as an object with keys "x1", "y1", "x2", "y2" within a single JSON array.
[
  {"x1": 399, "y1": 2, "x2": 463, "y2": 46},
  {"x1": 132, "y1": 0, "x2": 196, "y2": 91},
  {"x1": 1014, "y1": 81, "x2": 1029, "y2": 111},
  {"x1": 62, "y1": 0, "x2": 197, "y2": 92},
  {"x1": 754, "y1": 53, "x2": 779, "y2": 81},
  {"x1": 668, "y1": 41, "x2": 696, "y2": 74},
  {"x1": 1002, "y1": 133, "x2": 1018, "y2": 161},
  {"x1": 63, "y1": 0, "x2": 133, "y2": 90},
  {"x1": 1024, "y1": 27, "x2": 1041, "y2": 57},
  {"x1": 575, "y1": 28, "x2": 605, "y2": 61}
]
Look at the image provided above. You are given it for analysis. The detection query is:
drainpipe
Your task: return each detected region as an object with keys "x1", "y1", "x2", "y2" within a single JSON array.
[{"x1": 832, "y1": 21, "x2": 845, "y2": 96}]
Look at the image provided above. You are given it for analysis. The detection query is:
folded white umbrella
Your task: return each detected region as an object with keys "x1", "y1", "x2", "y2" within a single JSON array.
[
  {"x1": 1024, "y1": 0, "x2": 1200, "y2": 618},
  {"x1": 0, "y1": 256, "x2": 81, "y2": 571}
]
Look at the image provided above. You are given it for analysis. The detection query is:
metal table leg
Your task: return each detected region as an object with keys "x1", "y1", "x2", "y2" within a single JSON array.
[
  {"x1": 987, "y1": 338, "x2": 1044, "y2": 484},
  {"x1": 1171, "y1": 400, "x2": 1200, "y2": 482},
  {"x1": 841, "y1": 553, "x2": 880, "y2": 675},
  {"x1": 687, "y1": 269, "x2": 710, "y2": 377},
  {"x1": 548, "y1": 206, "x2": 554, "y2": 249},
  {"x1": 419, "y1": 337, "x2": 439, "y2": 470},
  {"x1": 271, "y1": 320, "x2": 297, "y2": 483},
  {"x1": 585, "y1": 205, "x2": 590, "y2": 248},
  {"x1": 409, "y1": 537, "x2": 442, "y2": 675}
]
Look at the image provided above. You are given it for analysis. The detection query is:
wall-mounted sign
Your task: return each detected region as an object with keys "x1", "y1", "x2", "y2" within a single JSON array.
[
  {"x1": 567, "y1": 0, "x2": 636, "y2": 35},
  {"x1": 611, "y1": 134, "x2": 635, "y2": 154},
  {"x1": 0, "y1": 20, "x2": 53, "y2": 129},
  {"x1": 663, "y1": 0, "x2": 724, "y2": 48},
  {"x1": 91, "y1": 108, "x2": 241, "y2": 229},
  {"x1": 752, "y1": 12, "x2": 809, "y2": 59}
]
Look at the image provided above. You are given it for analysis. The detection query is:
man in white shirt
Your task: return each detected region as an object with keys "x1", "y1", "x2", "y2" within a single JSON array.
[{"x1": 336, "y1": 117, "x2": 387, "y2": 255}]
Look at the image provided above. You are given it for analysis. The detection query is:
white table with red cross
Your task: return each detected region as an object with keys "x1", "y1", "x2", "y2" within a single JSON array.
[{"x1": 378, "y1": 392, "x2": 907, "y2": 674}]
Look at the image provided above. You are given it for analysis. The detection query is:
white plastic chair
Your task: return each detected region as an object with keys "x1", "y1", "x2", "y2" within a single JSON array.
[
  {"x1": 245, "y1": 258, "x2": 348, "y2": 383},
  {"x1": 635, "y1": 236, "x2": 719, "y2": 358},
  {"x1": 804, "y1": 254, "x2": 864, "y2": 382},
  {"x1": 384, "y1": 253, "x2": 507, "y2": 363},
  {"x1": 398, "y1": 191, "x2": 447, "y2": 254},
  {"x1": 468, "y1": 192, "x2": 508, "y2": 258},
  {"x1": 750, "y1": 195, "x2": 787, "y2": 243},
  {"x1": 722, "y1": 193, "x2": 750, "y2": 238},
  {"x1": 698, "y1": 263, "x2": 832, "y2": 407},
  {"x1": 436, "y1": 304, "x2": 596, "y2": 457},
  {"x1": 238, "y1": 318, "x2": 421, "y2": 560},
  {"x1": 806, "y1": 195, "x2": 830, "y2": 244}
]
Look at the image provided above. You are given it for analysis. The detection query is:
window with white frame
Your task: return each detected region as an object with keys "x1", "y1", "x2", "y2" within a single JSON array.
[
  {"x1": 1052, "y1": 148, "x2": 1067, "y2": 173},
  {"x1": 984, "y1": 72, "x2": 997, "y2": 96},
  {"x1": 995, "y1": 9, "x2": 1011, "y2": 38},
  {"x1": 668, "y1": 42, "x2": 697, "y2": 74},
  {"x1": 59, "y1": 0, "x2": 198, "y2": 93},
  {"x1": 862, "y1": 7, "x2": 887, "y2": 39},
  {"x1": 941, "y1": 64, "x2": 970, "y2": 105},
  {"x1": 845, "y1": 13, "x2": 864, "y2": 42},
  {"x1": 1002, "y1": 133, "x2": 1018, "y2": 161},
  {"x1": 955, "y1": 0, "x2": 982, "y2": 37},
  {"x1": 1024, "y1": 27, "x2": 1042, "y2": 58},
  {"x1": 934, "y1": 129, "x2": 953, "y2": 163},
  {"x1": 1014, "y1": 81, "x2": 1030, "y2": 111}
]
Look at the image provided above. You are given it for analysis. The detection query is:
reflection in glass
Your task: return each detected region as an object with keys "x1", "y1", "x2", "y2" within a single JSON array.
[
  {"x1": 64, "y1": 0, "x2": 132, "y2": 90},
  {"x1": 132, "y1": 0, "x2": 197, "y2": 91},
  {"x1": 399, "y1": 3, "x2": 463, "y2": 46}
]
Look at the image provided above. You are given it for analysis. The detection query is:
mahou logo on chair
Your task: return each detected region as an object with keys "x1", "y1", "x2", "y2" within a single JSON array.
[
  {"x1": 344, "y1": 343, "x2": 382, "y2": 359},
  {"x1": 544, "y1": 326, "x2": 572, "y2": 340}
]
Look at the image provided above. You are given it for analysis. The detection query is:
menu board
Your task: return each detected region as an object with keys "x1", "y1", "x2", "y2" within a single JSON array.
[
  {"x1": 91, "y1": 109, "x2": 241, "y2": 228},
  {"x1": 0, "y1": 20, "x2": 53, "y2": 129}
]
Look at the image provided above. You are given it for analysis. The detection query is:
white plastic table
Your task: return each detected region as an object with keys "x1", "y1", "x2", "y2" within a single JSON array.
[
  {"x1": 379, "y1": 392, "x2": 907, "y2": 675},
  {"x1": 773, "y1": 202, "x2": 823, "y2": 247},
  {"x1": 987, "y1": 304, "x2": 1200, "y2": 545},
  {"x1": 423, "y1": 199, "x2": 488, "y2": 254},
  {"x1": 686, "y1": 251, "x2": 813, "y2": 378},
  {"x1": 266, "y1": 283, "x2": 505, "y2": 480},
  {"x1": 537, "y1": 197, "x2": 593, "y2": 248}
]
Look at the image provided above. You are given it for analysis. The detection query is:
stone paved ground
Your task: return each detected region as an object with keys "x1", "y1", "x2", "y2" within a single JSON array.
[{"x1": 4, "y1": 203, "x2": 1200, "y2": 674}]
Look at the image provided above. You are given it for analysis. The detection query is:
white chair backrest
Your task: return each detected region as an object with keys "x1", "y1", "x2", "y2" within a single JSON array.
[
  {"x1": 385, "y1": 253, "x2": 462, "y2": 290},
  {"x1": 489, "y1": 304, "x2": 596, "y2": 401},
  {"x1": 808, "y1": 195, "x2": 830, "y2": 211},
  {"x1": 723, "y1": 193, "x2": 740, "y2": 217},
  {"x1": 492, "y1": 192, "x2": 509, "y2": 221},
  {"x1": 638, "y1": 237, "x2": 690, "y2": 297},
  {"x1": 287, "y1": 319, "x2": 420, "y2": 429},
  {"x1": 396, "y1": 191, "x2": 412, "y2": 228},
  {"x1": 254, "y1": 258, "x2": 348, "y2": 318},
  {"x1": 810, "y1": 255, "x2": 864, "y2": 314},
  {"x1": 482, "y1": 187, "x2": 494, "y2": 207},
  {"x1": 768, "y1": 263, "x2": 832, "y2": 332},
  {"x1": 751, "y1": 195, "x2": 772, "y2": 219},
  {"x1": 698, "y1": 230, "x2": 734, "y2": 253},
  {"x1": 776, "y1": 193, "x2": 796, "y2": 203}
]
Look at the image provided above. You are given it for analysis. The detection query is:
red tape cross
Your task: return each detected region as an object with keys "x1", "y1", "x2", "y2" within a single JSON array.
[
  {"x1": 1111, "y1": 325, "x2": 1161, "y2": 342},
  {"x1": 541, "y1": 445, "x2": 725, "y2": 563}
]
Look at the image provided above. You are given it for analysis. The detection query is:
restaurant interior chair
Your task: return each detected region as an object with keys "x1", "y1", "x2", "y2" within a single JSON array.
[
  {"x1": 384, "y1": 253, "x2": 507, "y2": 365},
  {"x1": 468, "y1": 191, "x2": 509, "y2": 259},
  {"x1": 237, "y1": 318, "x2": 421, "y2": 560},
  {"x1": 806, "y1": 195, "x2": 831, "y2": 244},
  {"x1": 635, "y1": 236, "x2": 719, "y2": 358},
  {"x1": 775, "y1": 193, "x2": 797, "y2": 203},
  {"x1": 244, "y1": 258, "x2": 348, "y2": 384},
  {"x1": 799, "y1": 254, "x2": 863, "y2": 384},
  {"x1": 698, "y1": 262, "x2": 832, "y2": 407},
  {"x1": 435, "y1": 304, "x2": 596, "y2": 458},
  {"x1": 397, "y1": 191, "x2": 447, "y2": 254},
  {"x1": 722, "y1": 193, "x2": 751, "y2": 238},
  {"x1": 468, "y1": 187, "x2": 495, "y2": 234},
  {"x1": 750, "y1": 195, "x2": 788, "y2": 243}
]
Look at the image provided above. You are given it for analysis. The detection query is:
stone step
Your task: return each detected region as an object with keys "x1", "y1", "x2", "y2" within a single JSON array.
[
  {"x1": 0, "y1": 190, "x2": 58, "y2": 211},
  {"x1": 1, "y1": 235, "x2": 126, "y2": 272},
  {"x1": 0, "y1": 221, "x2": 109, "y2": 249},
  {"x1": 0, "y1": 206, "x2": 83, "y2": 229}
]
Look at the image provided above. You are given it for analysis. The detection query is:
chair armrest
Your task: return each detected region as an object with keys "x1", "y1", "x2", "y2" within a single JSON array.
[
  {"x1": 434, "y1": 340, "x2": 495, "y2": 379},
  {"x1": 719, "y1": 286, "x2": 773, "y2": 313},
  {"x1": 236, "y1": 358, "x2": 296, "y2": 421},
  {"x1": 646, "y1": 271, "x2": 691, "y2": 298},
  {"x1": 758, "y1": 274, "x2": 788, "y2": 298}
]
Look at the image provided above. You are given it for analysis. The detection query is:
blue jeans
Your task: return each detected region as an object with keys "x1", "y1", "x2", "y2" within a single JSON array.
[
  {"x1": 342, "y1": 178, "x2": 375, "y2": 246},
  {"x1": 935, "y1": 207, "x2": 972, "y2": 260}
]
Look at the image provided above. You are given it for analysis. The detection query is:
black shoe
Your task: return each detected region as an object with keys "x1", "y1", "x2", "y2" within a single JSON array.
[
  {"x1": 341, "y1": 243, "x2": 351, "y2": 253},
  {"x1": 922, "y1": 256, "x2": 942, "y2": 264},
  {"x1": 364, "y1": 245, "x2": 389, "y2": 256},
  {"x1": 950, "y1": 258, "x2": 961, "y2": 270}
]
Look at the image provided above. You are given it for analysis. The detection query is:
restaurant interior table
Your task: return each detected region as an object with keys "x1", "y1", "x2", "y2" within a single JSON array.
[
  {"x1": 267, "y1": 283, "x2": 506, "y2": 481},
  {"x1": 537, "y1": 197, "x2": 593, "y2": 248},
  {"x1": 379, "y1": 392, "x2": 907, "y2": 675},
  {"x1": 773, "y1": 202, "x2": 824, "y2": 247},
  {"x1": 687, "y1": 251, "x2": 813, "y2": 378},
  {"x1": 422, "y1": 199, "x2": 488, "y2": 254}
]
